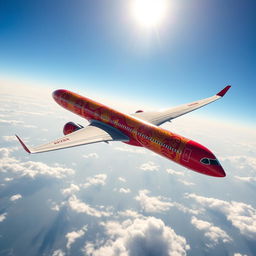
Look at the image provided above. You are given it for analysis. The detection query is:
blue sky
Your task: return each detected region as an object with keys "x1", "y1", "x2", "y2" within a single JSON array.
[{"x1": 0, "y1": 0, "x2": 255, "y2": 125}]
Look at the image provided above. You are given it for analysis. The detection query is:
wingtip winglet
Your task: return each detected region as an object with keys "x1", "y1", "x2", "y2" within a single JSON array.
[
  {"x1": 217, "y1": 85, "x2": 231, "y2": 97},
  {"x1": 15, "y1": 135, "x2": 31, "y2": 153}
]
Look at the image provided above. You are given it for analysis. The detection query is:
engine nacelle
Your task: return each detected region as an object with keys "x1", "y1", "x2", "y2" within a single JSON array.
[
  {"x1": 135, "y1": 110, "x2": 143, "y2": 113},
  {"x1": 63, "y1": 122, "x2": 83, "y2": 135}
]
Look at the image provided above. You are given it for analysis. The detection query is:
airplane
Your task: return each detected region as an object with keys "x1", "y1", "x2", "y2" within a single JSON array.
[{"x1": 16, "y1": 85, "x2": 231, "y2": 178}]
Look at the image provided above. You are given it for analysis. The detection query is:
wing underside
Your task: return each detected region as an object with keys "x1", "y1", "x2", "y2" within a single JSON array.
[{"x1": 16, "y1": 121, "x2": 129, "y2": 154}]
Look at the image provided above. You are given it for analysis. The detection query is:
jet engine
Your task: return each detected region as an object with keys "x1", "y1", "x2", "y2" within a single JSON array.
[
  {"x1": 63, "y1": 122, "x2": 83, "y2": 135},
  {"x1": 135, "y1": 110, "x2": 143, "y2": 113}
]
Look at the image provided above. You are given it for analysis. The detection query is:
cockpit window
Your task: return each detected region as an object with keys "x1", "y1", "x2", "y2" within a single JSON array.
[
  {"x1": 200, "y1": 158, "x2": 220, "y2": 166},
  {"x1": 200, "y1": 158, "x2": 210, "y2": 165},
  {"x1": 209, "y1": 159, "x2": 220, "y2": 165}
]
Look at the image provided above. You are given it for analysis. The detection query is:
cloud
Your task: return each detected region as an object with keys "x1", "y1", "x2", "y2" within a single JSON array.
[
  {"x1": 68, "y1": 195, "x2": 111, "y2": 217},
  {"x1": 66, "y1": 225, "x2": 87, "y2": 249},
  {"x1": 50, "y1": 201, "x2": 66, "y2": 212},
  {"x1": 0, "y1": 147, "x2": 15, "y2": 158},
  {"x1": 234, "y1": 176, "x2": 256, "y2": 183},
  {"x1": 135, "y1": 190, "x2": 200, "y2": 215},
  {"x1": 178, "y1": 179, "x2": 195, "y2": 186},
  {"x1": 4, "y1": 177, "x2": 13, "y2": 182},
  {"x1": 52, "y1": 249, "x2": 65, "y2": 256},
  {"x1": 83, "y1": 153, "x2": 99, "y2": 159},
  {"x1": 233, "y1": 253, "x2": 248, "y2": 256},
  {"x1": 83, "y1": 216, "x2": 190, "y2": 256},
  {"x1": 119, "y1": 188, "x2": 131, "y2": 194},
  {"x1": 10, "y1": 194, "x2": 22, "y2": 201},
  {"x1": 51, "y1": 204, "x2": 61, "y2": 212},
  {"x1": 139, "y1": 161, "x2": 159, "y2": 171},
  {"x1": 118, "y1": 177, "x2": 126, "y2": 182},
  {"x1": 0, "y1": 213, "x2": 7, "y2": 222},
  {"x1": 23, "y1": 124, "x2": 37, "y2": 128},
  {"x1": 114, "y1": 146, "x2": 146, "y2": 154},
  {"x1": 62, "y1": 184, "x2": 80, "y2": 195},
  {"x1": 166, "y1": 169, "x2": 185, "y2": 176},
  {"x1": 221, "y1": 155, "x2": 256, "y2": 172},
  {"x1": 0, "y1": 119, "x2": 24, "y2": 125},
  {"x1": 170, "y1": 202, "x2": 201, "y2": 215},
  {"x1": 14, "y1": 110, "x2": 52, "y2": 116},
  {"x1": 2, "y1": 135, "x2": 17, "y2": 142},
  {"x1": 191, "y1": 216, "x2": 232, "y2": 246},
  {"x1": 186, "y1": 193, "x2": 256, "y2": 239},
  {"x1": 118, "y1": 210, "x2": 142, "y2": 218},
  {"x1": 0, "y1": 155, "x2": 75, "y2": 179},
  {"x1": 135, "y1": 190, "x2": 172, "y2": 213},
  {"x1": 82, "y1": 174, "x2": 107, "y2": 188},
  {"x1": 0, "y1": 119, "x2": 36, "y2": 128}
]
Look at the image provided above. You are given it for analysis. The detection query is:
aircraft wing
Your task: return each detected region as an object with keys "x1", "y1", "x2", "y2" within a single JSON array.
[
  {"x1": 132, "y1": 86, "x2": 231, "y2": 126},
  {"x1": 16, "y1": 122, "x2": 129, "y2": 154}
]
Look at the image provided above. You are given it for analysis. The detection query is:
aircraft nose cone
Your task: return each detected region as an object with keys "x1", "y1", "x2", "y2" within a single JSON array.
[
  {"x1": 184, "y1": 140, "x2": 226, "y2": 178},
  {"x1": 219, "y1": 168, "x2": 226, "y2": 177},
  {"x1": 202, "y1": 153, "x2": 226, "y2": 178},
  {"x1": 210, "y1": 165, "x2": 226, "y2": 177}
]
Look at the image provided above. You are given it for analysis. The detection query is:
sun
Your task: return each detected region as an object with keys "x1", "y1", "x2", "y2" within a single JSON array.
[{"x1": 131, "y1": 0, "x2": 168, "y2": 28}]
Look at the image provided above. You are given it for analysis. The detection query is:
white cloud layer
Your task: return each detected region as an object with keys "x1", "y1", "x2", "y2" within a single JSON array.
[
  {"x1": 62, "y1": 184, "x2": 80, "y2": 195},
  {"x1": 50, "y1": 201, "x2": 66, "y2": 212},
  {"x1": 82, "y1": 174, "x2": 107, "y2": 188},
  {"x1": 234, "y1": 176, "x2": 256, "y2": 183},
  {"x1": 68, "y1": 195, "x2": 111, "y2": 217},
  {"x1": 118, "y1": 177, "x2": 126, "y2": 183},
  {"x1": 191, "y1": 216, "x2": 232, "y2": 246},
  {"x1": 0, "y1": 213, "x2": 7, "y2": 222},
  {"x1": 114, "y1": 146, "x2": 146, "y2": 154},
  {"x1": 221, "y1": 155, "x2": 256, "y2": 172},
  {"x1": 166, "y1": 169, "x2": 185, "y2": 176},
  {"x1": 139, "y1": 161, "x2": 159, "y2": 171},
  {"x1": 135, "y1": 190, "x2": 200, "y2": 215},
  {"x1": 83, "y1": 216, "x2": 190, "y2": 256},
  {"x1": 135, "y1": 190, "x2": 172, "y2": 213},
  {"x1": 0, "y1": 147, "x2": 15, "y2": 158},
  {"x1": 52, "y1": 249, "x2": 65, "y2": 256},
  {"x1": 178, "y1": 179, "x2": 195, "y2": 186},
  {"x1": 118, "y1": 210, "x2": 142, "y2": 219},
  {"x1": 186, "y1": 193, "x2": 256, "y2": 239},
  {"x1": 66, "y1": 225, "x2": 87, "y2": 249},
  {"x1": 2, "y1": 135, "x2": 17, "y2": 142},
  {"x1": 119, "y1": 188, "x2": 131, "y2": 194},
  {"x1": 0, "y1": 119, "x2": 24, "y2": 125},
  {"x1": 4, "y1": 177, "x2": 13, "y2": 182},
  {"x1": 0, "y1": 153, "x2": 75, "y2": 179},
  {"x1": 10, "y1": 194, "x2": 22, "y2": 201},
  {"x1": 83, "y1": 153, "x2": 99, "y2": 159},
  {"x1": 171, "y1": 202, "x2": 201, "y2": 215}
]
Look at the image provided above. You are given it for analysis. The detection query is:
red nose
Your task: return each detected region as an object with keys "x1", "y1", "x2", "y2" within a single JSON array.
[{"x1": 183, "y1": 140, "x2": 226, "y2": 177}]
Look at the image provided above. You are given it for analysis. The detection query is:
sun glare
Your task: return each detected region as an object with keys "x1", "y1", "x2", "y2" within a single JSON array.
[{"x1": 131, "y1": 0, "x2": 168, "y2": 28}]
